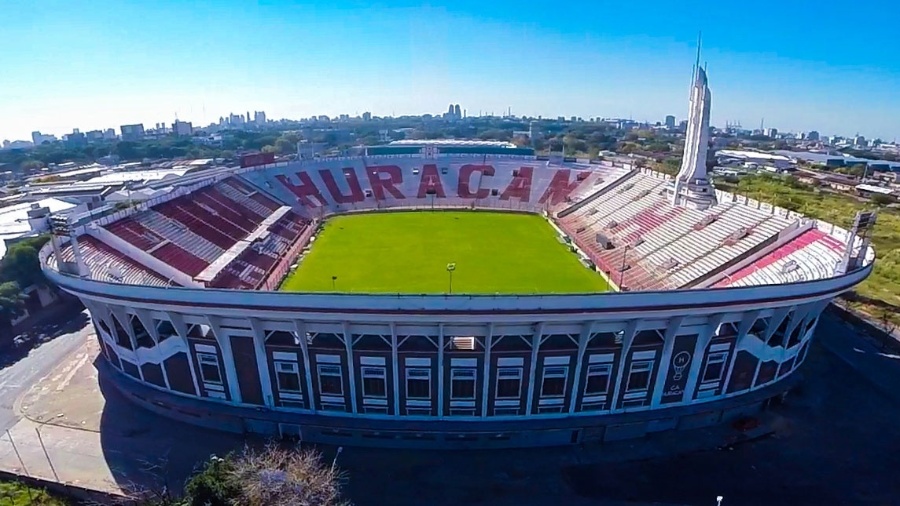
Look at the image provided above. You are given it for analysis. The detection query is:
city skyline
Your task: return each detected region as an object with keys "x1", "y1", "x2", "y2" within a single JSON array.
[{"x1": 2, "y1": 0, "x2": 898, "y2": 141}]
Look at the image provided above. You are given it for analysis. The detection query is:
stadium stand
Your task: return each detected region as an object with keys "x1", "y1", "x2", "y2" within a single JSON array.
[
  {"x1": 55, "y1": 236, "x2": 169, "y2": 286},
  {"x1": 556, "y1": 170, "x2": 803, "y2": 290},
  {"x1": 718, "y1": 229, "x2": 846, "y2": 287},
  {"x1": 60, "y1": 163, "x2": 855, "y2": 294},
  {"x1": 90, "y1": 176, "x2": 311, "y2": 289}
]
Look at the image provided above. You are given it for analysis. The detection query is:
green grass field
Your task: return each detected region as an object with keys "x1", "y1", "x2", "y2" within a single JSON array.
[{"x1": 281, "y1": 211, "x2": 609, "y2": 294}]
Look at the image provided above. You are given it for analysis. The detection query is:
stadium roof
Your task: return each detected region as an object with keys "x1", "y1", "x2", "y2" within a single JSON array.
[
  {"x1": 369, "y1": 139, "x2": 533, "y2": 157},
  {"x1": 388, "y1": 139, "x2": 519, "y2": 149},
  {"x1": 716, "y1": 149, "x2": 792, "y2": 162},
  {"x1": 0, "y1": 197, "x2": 77, "y2": 259},
  {"x1": 855, "y1": 183, "x2": 894, "y2": 195},
  {"x1": 773, "y1": 150, "x2": 900, "y2": 170},
  {"x1": 86, "y1": 168, "x2": 189, "y2": 184}
]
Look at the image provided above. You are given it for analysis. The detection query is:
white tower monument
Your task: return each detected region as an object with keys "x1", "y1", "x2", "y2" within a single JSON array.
[{"x1": 669, "y1": 43, "x2": 717, "y2": 210}]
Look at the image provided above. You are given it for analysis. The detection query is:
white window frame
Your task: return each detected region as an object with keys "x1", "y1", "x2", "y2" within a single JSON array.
[
  {"x1": 701, "y1": 351, "x2": 728, "y2": 384},
  {"x1": 495, "y1": 367, "x2": 523, "y2": 400},
  {"x1": 361, "y1": 366, "x2": 388, "y2": 399},
  {"x1": 450, "y1": 368, "x2": 477, "y2": 401},
  {"x1": 584, "y1": 363, "x2": 613, "y2": 396},
  {"x1": 274, "y1": 360, "x2": 303, "y2": 395},
  {"x1": 197, "y1": 352, "x2": 223, "y2": 386},
  {"x1": 625, "y1": 360, "x2": 654, "y2": 393},
  {"x1": 540, "y1": 366, "x2": 569, "y2": 399},
  {"x1": 316, "y1": 364, "x2": 344, "y2": 396},
  {"x1": 405, "y1": 367, "x2": 432, "y2": 400}
]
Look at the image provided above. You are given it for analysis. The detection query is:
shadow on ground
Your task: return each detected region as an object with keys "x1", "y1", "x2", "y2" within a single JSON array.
[
  {"x1": 92, "y1": 321, "x2": 900, "y2": 505},
  {"x1": 0, "y1": 302, "x2": 88, "y2": 370}
]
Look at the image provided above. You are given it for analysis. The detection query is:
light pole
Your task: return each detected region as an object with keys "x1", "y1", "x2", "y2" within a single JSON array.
[
  {"x1": 331, "y1": 275, "x2": 337, "y2": 291},
  {"x1": 446, "y1": 263, "x2": 456, "y2": 294},
  {"x1": 619, "y1": 244, "x2": 629, "y2": 290}
]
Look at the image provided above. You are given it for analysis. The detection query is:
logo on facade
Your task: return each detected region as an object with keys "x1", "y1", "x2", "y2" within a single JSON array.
[{"x1": 672, "y1": 351, "x2": 691, "y2": 381}]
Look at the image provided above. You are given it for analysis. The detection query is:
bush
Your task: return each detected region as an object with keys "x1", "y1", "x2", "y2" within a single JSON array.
[
  {"x1": 183, "y1": 455, "x2": 240, "y2": 506},
  {"x1": 182, "y1": 445, "x2": 348, "y2": 506}
]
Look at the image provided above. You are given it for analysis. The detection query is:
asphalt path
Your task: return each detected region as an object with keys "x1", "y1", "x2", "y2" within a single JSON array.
[{"x1": 0, "y1": 310, "x2": 90, "y2": 433}]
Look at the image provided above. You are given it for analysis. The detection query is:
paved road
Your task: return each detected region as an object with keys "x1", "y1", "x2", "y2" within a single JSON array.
[{"x1": 0, "y1": 310, "x2": 90, "y2": 434}]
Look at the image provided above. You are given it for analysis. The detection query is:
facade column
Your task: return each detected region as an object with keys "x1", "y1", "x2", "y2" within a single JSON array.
[
  {"x1": 292, "y1": 320, "x2": 316, "y2": 413},
  {"x1": 390, "y1": 323, "x2": 399, "y2": 416},
  {"x1": 750, "y1": 306, "x2": 791, "y2": 389},
  {"x1": 480, "y1": 323, "x2": 493, "y2": 418},
  {"x1": 135, "y1": 308, "x2": 170, "y2": 390},
  {"x1": 681, "y1": 314, "x2": 722, "y2": 405},
  {"x1": 722, "y1": 310, "x2": 760, "y2": 395},
  {"x1": 524, "y1": 323, "x2": 544, "y2": 416},
  {"x1": 567, "y1": 321, "x2": 595, "y2": 413},
  {"x1": 650, "y1": 316, "x2": 684, "y2": 407},
  {"x1": 247, "y1": 318, "x2": 275, "y2": 408},
  {"x1": 169, "y1": 312, "x2": 200, "y2": 396},
  {"x1": 110, "y1": 306, "x2": 138, "y2": 352},
  {"x1": 609, "y1": 320, "x2": 638, "y2": 414},
  {"x1": 207, "y1": 316, "x2": 242, "y2": 404},
  {"x1": 437, "y1": 324, "x2": 445, "y2": 419},
  {"x1": 342, "y1": 322, "x2": 358, "y2": 415}
]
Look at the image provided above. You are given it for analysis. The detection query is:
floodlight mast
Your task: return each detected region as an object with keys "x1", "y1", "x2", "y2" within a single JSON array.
[{"x1": 446, "y1": 263, "x2": 456, "y2": 294}]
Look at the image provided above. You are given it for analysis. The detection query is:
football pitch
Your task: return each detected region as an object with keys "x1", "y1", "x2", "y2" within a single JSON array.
[{"x1": 280, "y1": 211, "x2": 610, "y2": 294}]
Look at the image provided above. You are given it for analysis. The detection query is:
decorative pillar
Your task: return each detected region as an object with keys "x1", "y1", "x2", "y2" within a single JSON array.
[
  {"x1": 682, "y1": 314, "x2": 723, "y2": 404},
  {"x1": 751, "y1": 307, "x2": 794, "y2": 388},
  {"x1": 342, "y1": 322, "x2": 358, "y2": 414},
  {"x1": 390, "y1": 322, "x2": 399, "y2": 416},
  {"x1": 722, "y1": 310, "x2": 761, "y2": 394},
  {"x1": 480, "y1": 323, "x2": 493, "y2": 418},
  {"x1": 650, "y1": 316, "x2": 684, "y2": 407},
  {"x1": 135, "y1": 308, "x2": 169, "y2": 390},
  {"x1": 206, "y1": 315, "x2": 242, "y2": 404},
  {"x1": 567, "y1": 321, "x2": 595, "y2": 413},
  {"x1": 524, "y1": 323, "x2": 544, "y2": 416},
  {"x1": 169, "y1": 312, "x2": 200, "y2": 396},
  {"x1": 609, "y1": 320, "x2": 638, "y2": 413},
  {"x1": 292, "y1": 320, "x2": 316, "y2": 413},
  {"x1": 247, "y1": 318, "x2": 275, "y2": 408},
  {"x1": 437, "y1": 324, "x2": 445, "y2": 419}
]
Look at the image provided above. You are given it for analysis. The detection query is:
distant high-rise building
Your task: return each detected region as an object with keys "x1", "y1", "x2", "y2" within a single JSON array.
[
  {"x1": 804, "y1": 131, "x2": 819, "y2": 142},
  {"x1": 855, "y1": 135, "x2": 867, "y2": 147},
  {"x1": 31, "y1": 131, "x2": 57, "y2": 146},
  {"x1": 254, "y1": 111, "x2": 267, "y2": 126},
  {"x1": 362, "y1": 111, "x2": 372, "y2": 122},
  {"x1": 454, "y1": 104, "x2": 461, "y2": 119},
  {"x1": 765, "y1": 128, "x2": 778, "y2": 138},
  {"x1": 173, "y1": 120, "x2": 193, "y2": 136},
  {"x1": 103, "y1": 128, "x2": 117, "y2": 140},
  {"x1": 665, "y1": 115, "x2": 676, "y2": 130},
  {"x1": 669, "y1": 56, "x2": 716, "y2": 211},
  {"x1": 65, "y1": 129, "x2": 86, "y2": 147},
  {"x1": 85, "y1": 130, "x2": 105, "y2": 143},
  {"x1": 120, "y1": 124, "x2": 145, "y2": 141},
  {"x1": 228, "y1": 113, "x2": 245, "y2": 128}
]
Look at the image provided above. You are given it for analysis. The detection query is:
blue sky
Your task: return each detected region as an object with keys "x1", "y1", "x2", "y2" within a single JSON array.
[{"x1": 1, "y1": 0, "x2": 898, "y2": 141}]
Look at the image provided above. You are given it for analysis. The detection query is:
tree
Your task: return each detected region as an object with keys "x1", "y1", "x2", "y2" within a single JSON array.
[
  {"x1": 0, "y1": 281, "x2": 25, "y2": 323},
  {"x1": 870, "y1": 193, "x2": 894, "y2": 206},
  {"x1": 0, "y1": 236, "x2": 50, "y2": 288},
  {"x1": 21, "y1": 159, "x2": 44, "y2": 172}
]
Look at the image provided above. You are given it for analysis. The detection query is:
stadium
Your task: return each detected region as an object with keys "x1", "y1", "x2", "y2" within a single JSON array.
[{"x1": 40, "y1": 66, "x2": 875, "y2": 448}]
